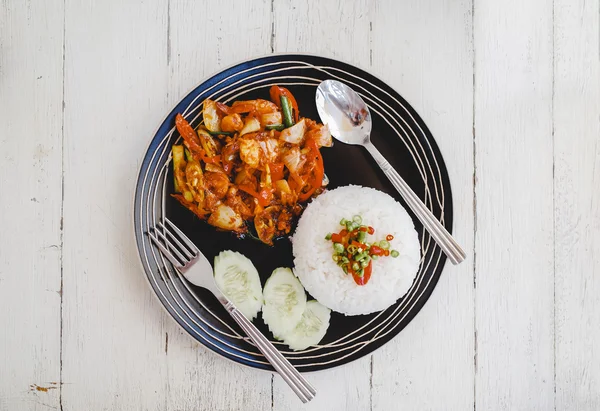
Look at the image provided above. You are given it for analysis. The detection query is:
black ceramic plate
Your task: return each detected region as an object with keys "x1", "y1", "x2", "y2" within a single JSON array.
[{"x1": 134, "y1": 55, "x2": 453, "y2": 371}]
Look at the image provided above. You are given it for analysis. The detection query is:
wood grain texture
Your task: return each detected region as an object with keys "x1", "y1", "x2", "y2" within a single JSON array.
[
  {"x1": 164, "y1": 1, "x2": 273, "y2": 410},
  {"x1": 474, "y1": 0, "x2": 555, "y2": 409},
  {"x1": 0, "y1": 1, "x2": 64, "y2": 410},
  {"x1": 60, "y1": 1, "x2": 171, "y2": 410},
  {"x1": 369, "y1": 1, "x2": 475, "y2": 410},
  {"x1": 554, "y1": 0, "x2": 600, "y2": 409},
  {"x1": 272, "y1": 1, "x2": 372, "y2": 409}
]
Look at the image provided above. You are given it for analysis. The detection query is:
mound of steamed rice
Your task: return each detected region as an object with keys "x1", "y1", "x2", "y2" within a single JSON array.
[{"x1": 292, "y1": 185, "x2": 421, "y2": 316}]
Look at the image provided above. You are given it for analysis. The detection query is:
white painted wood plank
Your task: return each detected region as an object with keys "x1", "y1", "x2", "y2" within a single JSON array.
[
  {"x1": 271, "y1": 1, "x2": 372, "y2": 410},
  {"x1": 369, "y1": 1, "x2": 475, "y2": 410},
  {"x1": 163, "y1": 1, "x2": 273, "y2": 409},
  {"x1": 554, "y1": 1, "x2": 600, "y2": 409},
  {"x1": 474, "y1": 0, "x2": 555, "y2": 409},
  {"x1": 60, "y1": 1, "x2": 172, "y2": 410},
  {"x1": 0, "y1": 1, "x2": 64, "y2": 410}
]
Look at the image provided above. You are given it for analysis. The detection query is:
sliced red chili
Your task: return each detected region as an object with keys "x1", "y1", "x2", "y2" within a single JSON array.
[
  {"x1": 370, "y1": 245, "x2": 385, "y2": 256},
  {"x1": 270, "y1": 163, "x2": 285, "y2": 181},
  {"x1": 367, "y1": 226, "x2": 375, "y2": 235},
  {"x1": 331, "y1": 233, "x2": 344, "y2": 244},
  {"x1": 352, "y1": 261, "x2": 372, "y2": 286},
  {"x1": 297, "y1": 139, "x2": 324, "y2": 202},
  {"x1": 238, "y1": 184, "x2": 273, "y2": 207},
  {"x1": 386, "y1": 234, "x2": 394, "y2": 241}
]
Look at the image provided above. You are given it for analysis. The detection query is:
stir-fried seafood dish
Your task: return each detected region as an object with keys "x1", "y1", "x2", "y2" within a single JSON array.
[{"x1": 171, "y1": 86, "x2": 332, "y2": 245}]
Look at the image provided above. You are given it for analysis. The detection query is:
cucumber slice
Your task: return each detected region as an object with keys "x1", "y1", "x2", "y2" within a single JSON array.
[
  {"x1": 282, "y1": 300, "x2": 331, "y2": 351},
  {"x1": 262, "y1": 267, "x2": 306, "y2": 339},
  {"x1": 213, "y1": 250, "x2": 263, "y2": 320}
]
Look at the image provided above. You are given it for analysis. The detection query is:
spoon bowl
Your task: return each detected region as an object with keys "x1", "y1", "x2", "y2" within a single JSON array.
[{"x1": 315, "y1": 80, "x2": 372, "y2": 145}]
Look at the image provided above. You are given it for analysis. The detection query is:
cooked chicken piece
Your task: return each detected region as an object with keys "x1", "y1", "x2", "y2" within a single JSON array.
[
  {"x1": 239, "y1": 138, "x2": 261, "y2": 168},
  {"x1": 254, "y1": 206, "x2": 280, "y2": 245},
  {"x1": 221, "y1": 114, "x2": 244, "y2": 132},
  {"x1": 225, "y1": 187, "x2": 253, "y2": 218},
  {"x1": 205, "y1": 171, "x2": 229, "y2": 199}
]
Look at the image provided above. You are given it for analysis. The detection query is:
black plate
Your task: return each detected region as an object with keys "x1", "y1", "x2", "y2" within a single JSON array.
[{"x1": 134, "y1": 55, "x2": 453, "y2": 371}]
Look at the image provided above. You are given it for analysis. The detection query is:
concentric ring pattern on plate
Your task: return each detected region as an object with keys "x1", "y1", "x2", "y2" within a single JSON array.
[{"x1": 133, "y1": 54, "x2": 453, "y2": 372}]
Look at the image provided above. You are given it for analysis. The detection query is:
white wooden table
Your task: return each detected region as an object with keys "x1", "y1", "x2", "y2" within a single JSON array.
[{"x1": 1, "y1": 0, "x2": 598, "y2": 410}]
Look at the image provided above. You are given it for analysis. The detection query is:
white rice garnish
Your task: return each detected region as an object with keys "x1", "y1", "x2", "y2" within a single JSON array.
[{"x1": 292, "y1": 185, "x2": 421, "y2": 316}]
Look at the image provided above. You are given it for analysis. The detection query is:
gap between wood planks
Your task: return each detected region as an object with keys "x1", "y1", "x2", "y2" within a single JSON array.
[
  {"x1": 59, "y1": 1, "x2": 66, "y2": 410},
  {"x1": 471, "y1": 1, "x2": 477, "y2": 411},
  {"x1": 551, "y1": 0, "x2": 557, "y2": 407}
]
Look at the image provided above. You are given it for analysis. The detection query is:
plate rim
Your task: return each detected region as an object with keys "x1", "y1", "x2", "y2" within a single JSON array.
[{"x1": 132, "y1": 53, "x2": 454, "y2": 372}]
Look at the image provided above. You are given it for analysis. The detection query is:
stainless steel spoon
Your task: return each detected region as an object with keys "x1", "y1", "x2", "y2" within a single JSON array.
[{"x1": 315, "y1": 79, "x2": 466, "y2": 265}]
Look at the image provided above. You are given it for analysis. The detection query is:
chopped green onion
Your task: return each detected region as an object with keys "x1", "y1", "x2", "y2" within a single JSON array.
[
  {"x1": 357, "y1": 231, "x2": 367, "y2": 243},
  {"x1": 379, "y1": 240, "x2": 390, "y2": 250},
  {"x1": 391, "y1": 250, "x2": 399, "y2": 258},
  {"x1": 357, "y1": 269, "x2": 364, "y2": 277},
  {"x1": 341, "y1": 256, "x2": 350, "y2": 264},
  {"x1": 361, "y1": 259, "x2": 369, "y2": 268},
  {"x1": 342, "y1": 265, "x2": 349, "y2": 274},
  {"x1": 208, "y1": 130, "x2": 233, "y2": 136},
  {"x1": 333, "y1": 243, "x2": 345, "y2": 254},
  {"x1": 371, "y1": 255, "x2": 379, "y2": 260},
  {"x1": 325, "y1": 233, "x2": 332, "y2": 240},
  {"x1": 352, "y1": 215, "x2": 362, "y2": 224},
  {"x1": 357, "y1": 247, "x2": 363, "y2": 253},
  {"x1": 332, "y1": 255, "x2": 340, "y2": 262},
  {"x1": 265, "y1": 124, "x2": 285, "y2": 131},
  {"x1": 340, "y1": 218, "x2": 347, "y2": 226},
  {"x1": 355, "y1": 251, "x2": 368, "y2": 261},
  {"x1": 350, "y1": 222, "x2": 360, "y2": 231},
  {"x1": 352, "y1": 262, "x2": 360, "y2": 271}
]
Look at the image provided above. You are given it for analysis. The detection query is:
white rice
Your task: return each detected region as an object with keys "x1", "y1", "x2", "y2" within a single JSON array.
[{"x1": 292, "y1": 185, "x2": 421, "y2": 316}]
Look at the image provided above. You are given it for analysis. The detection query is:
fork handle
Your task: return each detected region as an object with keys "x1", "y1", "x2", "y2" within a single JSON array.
[
  {"x1": 364, "y1": 141, "x2": 466, "y2": 265},
  {"x1": 221, "y1": 299, "x2": 316, "y2": 403}
]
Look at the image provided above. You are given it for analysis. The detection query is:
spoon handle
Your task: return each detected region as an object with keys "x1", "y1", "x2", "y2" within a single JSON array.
[{"x1": 364, "y1": 142, "x2": 466, "y2": 265}]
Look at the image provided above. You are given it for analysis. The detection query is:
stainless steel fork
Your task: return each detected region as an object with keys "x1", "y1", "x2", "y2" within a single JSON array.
[{"x1": 147, "y1": 218, "x2": 316, "y2": 403}]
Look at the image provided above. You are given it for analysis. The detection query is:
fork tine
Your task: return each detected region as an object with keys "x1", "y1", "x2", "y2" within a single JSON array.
[
  {"x1": 157, "y1": 221, "x2": 194, "y2": 261},
  {"x1": 147, "y1": 231, "x2": 184, "y2": 268},
  {"x1": 150, "y1": 227, "x2": 188, "y2": 264},
  {"x1": 164, "y1": 218, "x2": 199, "y2": 254}
]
